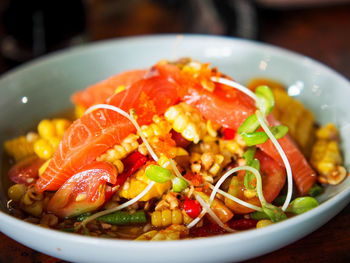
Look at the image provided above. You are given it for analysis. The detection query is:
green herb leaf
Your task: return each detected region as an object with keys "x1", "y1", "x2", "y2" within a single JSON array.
[
  {"x1": 238, "y1": 114, "x2": 260, "y2": 134},
  {"x1": 286, "y1": 197, "x2": 319, "y2": 215},
  {"x1": 255, "y1": 85, "x2": 275, "y2": 115},
  {"x1": 262, "y1": 203, "x2": 287, "y2": 222},
  {"x1": 145, "y1": 164, "x2": 172, "y2": 183}
]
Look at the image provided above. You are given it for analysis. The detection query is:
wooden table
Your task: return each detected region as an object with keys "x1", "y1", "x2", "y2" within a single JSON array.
[{"x1": 1, "y1": 3, "x2": 350, "y2": 263}]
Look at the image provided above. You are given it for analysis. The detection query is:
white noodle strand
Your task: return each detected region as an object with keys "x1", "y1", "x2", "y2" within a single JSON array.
[{"x1": 256, "y1": 110, "x2": 293, "y2": 211}]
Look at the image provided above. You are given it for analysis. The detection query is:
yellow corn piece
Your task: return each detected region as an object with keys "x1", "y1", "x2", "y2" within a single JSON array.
[
  {"x1": 4, "y1": 133, "x2": 39, "y2": 161},
  {"x1": 139, "y1": 115, "x2": 172, "y2": 138},
  {"x1": 52, "y1": 119, "x2": 71, "y2": 137},
  {"x1": 165, "y1": 102, "x2": 206, "y2": 144},
  {"x1": 38, "y1": 119, "x2": 56, "y2": 139},
  {"x1": 151, "y1": 209, "x2": 183, "y2": 227},
  {"x1": 310, "y1": 123, "x2": 346, "y2": 185},
  {"x1": 256, "y1": 219, "x2": 273, "y2": 228},
  {"x1": 119, "y1": 169, "x2": 171, "y2": 201},
  {"x1": 75, "y1": 105, "x2": 85, "y2": 119},
  {"x1": 97, "y1": 134, "x2": 139, "y2": 166},
  {"x1": 34, "y1": 139, "x2": 54, "y2": 160}
]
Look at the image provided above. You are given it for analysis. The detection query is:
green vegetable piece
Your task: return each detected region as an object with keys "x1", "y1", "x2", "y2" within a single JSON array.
[
  {"x1": 250, "y1": 211, "x2": 270, "y2": 220},
  {"x1": 238, "y1": 114, "x2": 260, "y2": 134},
  {"x1": 308, "y1": 184, "x2": 323, "y2": 197},
  {"x1": 270, "y1": 125, "x2": 289, "y2": 139},
  {"x1": 97, "y1": 210, "x2": 147, "y2": 225},
  {"x1": 244, "y1": 158, "x2": 260, "y2": 190},
  {"x1": 145, "y1": 164, "x2": 172, "y2": 183},
  {"x1": 262, "y1": 203, "x2": 288, "y2": 222},
  {"x1": 286, "y1": 197, "x2": 319, "y2": 215},
  {"x1": 242, "y1": 132, "x2": 269, "y2": 146},
  {"x1": 76, "y1": 210, "x2": 147, "y2": 225},
  {"x1": 61, "y1": 227, "x2": 76, "y2": 232},
  {"x1": 172, "y1": 177, "x2": 188, "y2": 192},
  {"x1": 243, "y1": 147, "x2": 256, "y2": 165},
  {"x1": 255, "y1": 85, "x2": 275, "y2": 115}
]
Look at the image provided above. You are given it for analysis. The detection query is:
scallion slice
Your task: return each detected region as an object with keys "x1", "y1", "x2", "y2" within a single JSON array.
[
  {"x1": 255, "y1": 85, "x2": 274, "y2": 115},
  {"x1": 238, "y1": 114, "x2": 260, "y2": 134},
  {"x1": 145, "y1": 165, "x2": 172, "y2": 183}
]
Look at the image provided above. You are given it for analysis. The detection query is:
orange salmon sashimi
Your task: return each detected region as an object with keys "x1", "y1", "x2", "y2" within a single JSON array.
[
  {"x1": 36, "y1": 73, "x2": 182, "y2": 193},
  {"x1": 71, "y1": 69, "x2": 147, "y2": 109},
  {"x1": 182, "y1": 79, "x2": 316, "y2": 196},
  {"x1": 258, "y1": 115, "x2": 317, "y2": 195}
]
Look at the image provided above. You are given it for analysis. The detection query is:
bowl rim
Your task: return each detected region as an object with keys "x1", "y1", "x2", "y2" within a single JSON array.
[{"x1": 0, "y1": 33, "x2": 350, "y2": 249}]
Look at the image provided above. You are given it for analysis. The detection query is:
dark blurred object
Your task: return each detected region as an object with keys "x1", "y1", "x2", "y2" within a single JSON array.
[
  {"x1": 1, "y1": 0, "x2": 85, "y2": 69},
  {"x1": 256, "y1": 0, "x2": 350, "y2": 9}
]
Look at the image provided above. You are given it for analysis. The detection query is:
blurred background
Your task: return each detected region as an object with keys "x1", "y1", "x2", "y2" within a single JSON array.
[{"x1": 0, "y1": 0, "x2": 350, "y2": 78}]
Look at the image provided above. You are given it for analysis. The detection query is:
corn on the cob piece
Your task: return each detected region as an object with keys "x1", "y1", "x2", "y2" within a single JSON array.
[
  {"x1": 310, "y1": 123, "x2": 347, "y2": 185},
  {"x1": 97, "y1": 133, "x2": 139, "y2": 172},
  {"x1": 119, "y1": 168, "x2": 171, "y2": 201},
  {"x1": 151, "y1": 209, "x2": 184, "y2": 227},
  {"x1": 135, "y1": 225, "x2": 189, "y2": 240},
  {"x1": 4, "y1": 132, "x2": 39, "y2": 161},
  {"x1": 139, "y1": 115, "x2": 172, "y2": 138},
  {"x1": 165, "y1": 102, "x2": 206, "y2": 144},
  {"x1": 247, "y1": 78, "x2": 316, "y2": 157}
]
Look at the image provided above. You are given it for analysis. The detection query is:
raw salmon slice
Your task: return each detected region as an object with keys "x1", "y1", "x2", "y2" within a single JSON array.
[
  {"x1": 71, "y1": 69, "x2": 147, "y2": 108},
  {"x1": 36, "y1": 73, "x2": 181, "y2": 192}
]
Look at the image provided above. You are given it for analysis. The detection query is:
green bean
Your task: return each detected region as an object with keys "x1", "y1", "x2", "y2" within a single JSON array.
[
  {"x1": 77, "y1": 210, "x2": 147, "y2": 225},
  {"x1": 286, "y1": 197, "x2": 319, "y2": 215}
]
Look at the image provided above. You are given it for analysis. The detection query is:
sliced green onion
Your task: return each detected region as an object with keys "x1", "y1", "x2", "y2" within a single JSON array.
[
  {"x1": 308, "y1": 184, "x2": 323, "y2": 197},
  {"x1": 172, "y1": 177, "x2": 188, "y2": 192},
  {"x1": 270, "y1": 125, "x2": 289, "y2": 139},
  {"x1": 243, "y1": 147, "x2": 256, "y2": 165},
  {"x1": 250, "y1": 210, "x2": 270, "y2": 220},
  {"x1": 244, "y1": 158, "x2": 260, "y2": 190},
  {"x1": 262, "y1": 203, "x2": 287, "y2": 222},
  {"x1": 242, "y1": 132, "x2": 269, "y2": 146},
  {"x1": 255, "y1": 85, "x2": 274, "y2": 115},
  {"x1": 238, "y1": 114, "x2": 260, "y2": 134},
  {"x1": 145, "y1": 165, "x2": 172, "y2": 183},
  {"x1": 286, "y1": 197, "x2": 319, "y2": 215}
]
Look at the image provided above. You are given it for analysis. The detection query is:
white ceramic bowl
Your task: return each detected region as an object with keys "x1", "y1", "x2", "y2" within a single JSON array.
[{"x1": 0, "y1": 35, "x2": 349, "y2": 263}]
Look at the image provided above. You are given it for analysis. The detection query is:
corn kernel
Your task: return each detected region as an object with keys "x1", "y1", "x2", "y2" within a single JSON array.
[
  {"x1": 161, "y1": 209, "x2": 172, "y2": 227},
  {"x1": 172, "y1": 209, "x2": 183, "y2": 225},
  {"x1": 243, "y1": 189, "x2": 256, "y2": 199},
  {"x1": 209, "y1": 163, "x2": 221, "y2": 176},
  {"x1": 52, "y1": 119, "x2": 71, "y2": 137},
  {"x1": 34, "y1": 139, "x2": 54, "y2": 160},
  {"x1": 38, "y1": 119, "x2": 56, "y2": 139},
  {"x1": 256, "y1": 219, "x2": 273, "y2": 228},
  {"x1": 151, "y1": 211, "x2": 162, "y2": 227},
  {"x1": 75, "y1": 105, "x2": 85, "y2": 119},
  {"x1": 47, "y1": 137, "x2": 61, "y2": 150}
]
